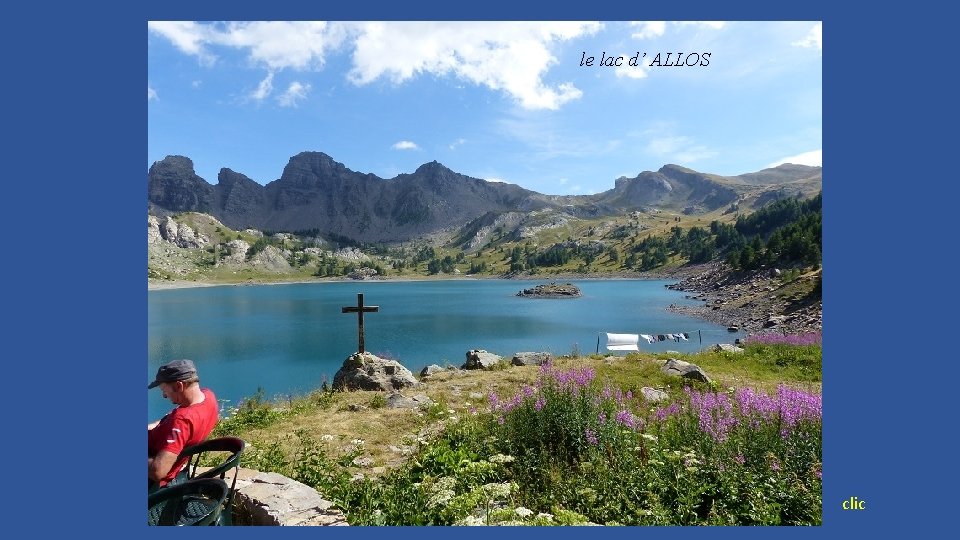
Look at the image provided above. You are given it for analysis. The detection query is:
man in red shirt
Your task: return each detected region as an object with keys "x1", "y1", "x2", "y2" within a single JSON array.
[{"x1": 148, "y1": 359, "x2": 219, "y2": 491}]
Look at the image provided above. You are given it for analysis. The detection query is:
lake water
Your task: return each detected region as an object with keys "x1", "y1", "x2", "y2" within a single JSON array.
[{"x1": 148, "y1": 279, "x2": 741, "y2": 420}]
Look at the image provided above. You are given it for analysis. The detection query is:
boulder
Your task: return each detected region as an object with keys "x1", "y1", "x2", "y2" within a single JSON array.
[
  {"x1": 511, "y1": 352, "x2": 553, "y2": 366},
  {"x1": 332, "y1": 352, "x2": 419, "y2": 391},
  {"x1": 660, "y1": 358, "x2": 712, "y2": 384},
  {"x1": 715, "y1": 343, "x2": 745, "y2": 354},
  {"x1": 347, "y1": 267, "x2": 378, "y2": 280},
  {"x1": 765, "y1": 315, "x2": 788, "y2": 328},
  {"x1": 385, "y1": 391, "x2": 435, "y2": 409},
  {"x1": 462, "y1": 349, "x2": 503, "y2": 370},
  {"x1": 640, "y1": 387, "x2": 669, "y2": 403},
  {"x1": 419, "y1": 364, "x2": 445, "y2": 379},
  {"x1": 147, "y1": 216, "x2": 164, "y2": 245}
]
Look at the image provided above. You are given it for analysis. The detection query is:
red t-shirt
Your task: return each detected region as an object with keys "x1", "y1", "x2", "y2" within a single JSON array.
[{"x1": 148, "y1": 388, "x2": 219, "y2": 486}]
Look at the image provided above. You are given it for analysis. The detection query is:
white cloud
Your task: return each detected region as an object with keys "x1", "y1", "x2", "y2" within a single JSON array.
[
  {"x1": 792, "y1": 23, "x2": 822, "y2": 51},
  {"x1": 278, "y1": 81, "x2": 310, "y2": 107},
  {"x1": 148, "y1": 21, "x2": 218, "y2": 66},
  {"x1": 630, "y1": 21, "x2": 725, "y2": 40},
  {"x1": 676, "y1": 21, "x2": 727, "y2": 30},
  {"x1": 191, "y1": 80, "x2": 202, "y2": 88},
  {"x1": 498, "y1": 113, "x2": 622, "y2": 161},
  {"x1": 646, "y1": 134, "x2": 717, "y2": 164},
  {"x1": 347, "y1": 22, "x2": 601, "y2": 110},
  {"x1": 148, "y1": 86, "x2": 158, "y2": 101},
  {"x1": 629, "y1": 21, "x2": 666, "y2": 39},
  {"x1": 149, "y1": 21, "x2": 348, "y2": 70},
  {"x1": 449, "y1": 138, "x2": 466, "y2": 150},
  {"x1": 766, "y1": 149, "x2": 822, "y2": 168},
  {"x1": 615, "y1": 53, "x2": 650, "y2": 79},
  {"x1": 392, "y1": 140, "x2": 419, "y2": 150},
  {"x1": 149, "y1": 21, "x2": 601, "y2": 110},
  {"x1": 250, "y1": 72, "x2": 274, "y2": 101},
  {"x1": 485, "y1": 177, "x2": 506, "y2": 183}
]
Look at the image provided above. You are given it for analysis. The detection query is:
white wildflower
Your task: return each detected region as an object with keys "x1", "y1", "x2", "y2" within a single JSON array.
[
  {"x1": 320, "y1": 434, "x2": 334, "y2": 442},
  {"x1": 427, "y1": 489, "x2": 455, "y2": 508},
  {"x1": 432, "y1": 476, "x2": 457, "y2": 492},
  {"x1": 641, "y1": 433, "x2": 657, "y2": 442},
  {"x1": 488, "y1": 454, "x2": 515, "y2": 464},
  {"x1": 482, "y1": 482, "x2": 514, "y2": 500},
  {"x1": 456, "y1": 515, "x2": 486, "y2": 526},
  {"x1": 515, "y1": 507, "x2": 534, "y2": 518}
]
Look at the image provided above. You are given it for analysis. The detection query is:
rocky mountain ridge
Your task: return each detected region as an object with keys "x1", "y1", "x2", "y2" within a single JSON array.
[{"x1": 148, "y1": 151, "x2": 821, "y2": 244}]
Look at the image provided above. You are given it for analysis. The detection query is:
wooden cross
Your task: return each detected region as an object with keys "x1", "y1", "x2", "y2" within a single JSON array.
[{"x1": 341, "y1": 293, "x2": 379, "y2": 353}]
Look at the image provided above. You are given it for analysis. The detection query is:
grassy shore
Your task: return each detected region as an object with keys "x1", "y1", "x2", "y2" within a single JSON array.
[{"x1": 207, "y1": 341, "x2": 822, "y2": 525}]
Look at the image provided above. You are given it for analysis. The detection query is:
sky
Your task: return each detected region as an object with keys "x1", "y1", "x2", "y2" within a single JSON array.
[{"x1": 147, "y1": 21, "x2": 821, "y2": 196}]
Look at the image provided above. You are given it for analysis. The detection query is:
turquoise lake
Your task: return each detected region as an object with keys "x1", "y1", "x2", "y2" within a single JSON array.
[{"x1": 148, "y1": 279, "x2": 741, "y2": 420}]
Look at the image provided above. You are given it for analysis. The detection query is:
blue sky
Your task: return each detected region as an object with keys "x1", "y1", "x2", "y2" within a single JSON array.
[{"x1": 148, "y1": 21, "x2": 821, "y2": 196}]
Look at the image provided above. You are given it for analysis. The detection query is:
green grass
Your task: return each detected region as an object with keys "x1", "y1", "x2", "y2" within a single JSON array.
[{"x1": 210, "y1": 343, "x2": 821, "y2": 526}]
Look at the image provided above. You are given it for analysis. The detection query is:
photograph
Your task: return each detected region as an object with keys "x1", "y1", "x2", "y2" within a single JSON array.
[{"x1": 147, "y1": 20, "x2": 822, "y2": 526}]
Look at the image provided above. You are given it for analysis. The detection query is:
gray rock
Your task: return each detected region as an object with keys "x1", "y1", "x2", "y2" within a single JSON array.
[
  {"x1": 715, "y1": 343, "x2": 745, "y2": 354},
  {"x1": 347, "y1": 266, "x2": 378, "y2": 280},
  {"x1": 419, "y1": 364, "x2": 445, "y2": 379},
  {"x1": 231, "y1": 468, "x2": 347, "y2": 526},
  {"x1": 385, "y1": 391, "x2": 435, "y2": 409},
  {"x1": 332, "y1": 352, "x2": 419, "y2": 391},
  {"x1": 462, "y1": 349, "x2": 503, "y2": 370},
  {"x1": 147, "y1": 216, "x2": 164, "y2": 245},
  {"x1": 511, "y1": 352, "x2": 553, "y2": 366},
  {"x1": 765, "y1": 315, "x2": 788, "y2": 328},
  {"x1": 224, "y1": 239, "x2": 251, "y2": 262},
  {"x1": 640, "y1": 387, "x2": 669, "y2": 403},
  {"x1": 661, "y1": 358, "x2": 712, "y2": 384},
  {"x1": 352, "y1": 457, "x2": 374, "y2": 468}
]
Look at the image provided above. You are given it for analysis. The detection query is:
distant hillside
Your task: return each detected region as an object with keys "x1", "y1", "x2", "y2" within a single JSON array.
[{"x1": 148, "y1": 151, "x2": 821, "y2": 244}]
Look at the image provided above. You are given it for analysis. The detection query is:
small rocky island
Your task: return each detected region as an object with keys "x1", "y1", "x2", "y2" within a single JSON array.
[{"x1": 516, "y1": 282, "x2": 582, "y2": 298}]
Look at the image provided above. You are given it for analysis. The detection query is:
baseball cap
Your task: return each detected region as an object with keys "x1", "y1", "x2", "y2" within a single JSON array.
[{"x1": 148, "y1": 359, "x2": 198, "y2": 389}]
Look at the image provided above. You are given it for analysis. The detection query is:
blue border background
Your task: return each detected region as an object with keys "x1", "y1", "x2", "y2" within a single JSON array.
[{"x1": 11, "y1": 0, "x2": 944, "y2": 536}]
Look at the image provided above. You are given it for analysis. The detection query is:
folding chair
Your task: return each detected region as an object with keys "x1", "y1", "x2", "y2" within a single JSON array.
[
  {"x1": 178, "y1": 436, "x2": 246, "y2": 525},
  {"x1": 148, "y1": 477, "x2": 228, "y2": 526}
]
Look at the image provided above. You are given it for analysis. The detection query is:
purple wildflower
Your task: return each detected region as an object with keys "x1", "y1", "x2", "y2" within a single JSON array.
[
  {"x1": 734, "y1": 454, "x2": 746, "y2": 465},
  {"x1": 744, "y1": 332, "x2": 822, "y2": 346},
  {"x1": 615, "y1": 409, "x2": 639, "y2": 429},
  {"x1": 534, "y1": 397, "x2": 545, "y2": 411},
  {"x1": 584, "y1": 428, "x2": 598, "y2": 445},
  {"x1": 655, "y1": 402, "x2": 681, "y2": 421}
]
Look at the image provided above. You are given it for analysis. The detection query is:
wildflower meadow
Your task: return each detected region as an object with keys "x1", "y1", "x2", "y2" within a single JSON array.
[{"x1": 223, "y1": 339, "x2": 822, "y2": 525}]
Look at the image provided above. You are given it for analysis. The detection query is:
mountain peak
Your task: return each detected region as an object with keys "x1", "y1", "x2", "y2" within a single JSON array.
[
  {"x1": 414, "y1": 160, "x2": 452, "y2": 174},
  {"x1": 151, "y1": 155, "x2": 195, "y2": 172}
]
